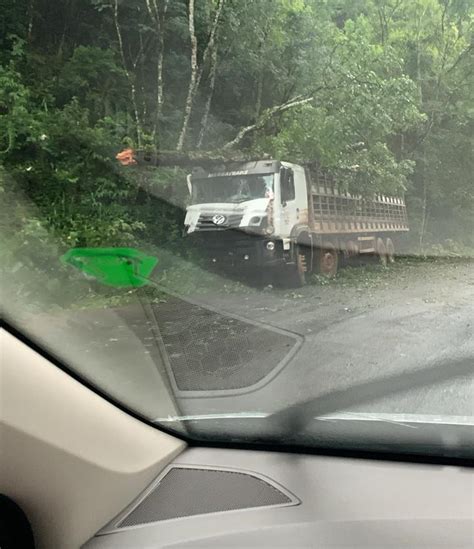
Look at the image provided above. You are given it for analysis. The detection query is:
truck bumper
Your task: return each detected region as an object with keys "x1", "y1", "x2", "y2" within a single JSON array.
[{"x1": 187, "y1": 231, "x2": 284, "y2": 269}]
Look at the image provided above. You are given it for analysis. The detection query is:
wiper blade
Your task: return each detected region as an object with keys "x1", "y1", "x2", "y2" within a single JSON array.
[
  {"x1": 266, "y1": 355, "x2": 474, "y2": 438},
  {"x1": 315, "y1": 412, "x2": 419, "y2": 428}
]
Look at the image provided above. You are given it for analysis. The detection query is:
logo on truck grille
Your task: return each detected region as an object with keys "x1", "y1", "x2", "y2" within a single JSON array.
[{"x1": 212, "y1": 214, "x2": 227, "y2": 225}]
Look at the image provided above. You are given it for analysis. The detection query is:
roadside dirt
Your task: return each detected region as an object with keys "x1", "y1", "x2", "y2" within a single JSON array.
[{"x1": 186, "y1": 258, "x2": 474, "y2": 336}]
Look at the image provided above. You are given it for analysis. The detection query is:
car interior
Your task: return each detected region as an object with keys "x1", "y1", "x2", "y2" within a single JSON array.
[{"x1": 1, "y1": 325, "x2": 473, "y2": 548}]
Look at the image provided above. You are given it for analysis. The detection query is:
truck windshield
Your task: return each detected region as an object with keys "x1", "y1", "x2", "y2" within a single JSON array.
[{"x1": 192, "y1": 174, "x2": 274, "y2": 204}]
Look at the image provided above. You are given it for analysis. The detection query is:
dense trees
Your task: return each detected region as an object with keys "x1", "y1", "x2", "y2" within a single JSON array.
[{"x1": 1, "y1": 0, "x2": 472, "y2": 253}]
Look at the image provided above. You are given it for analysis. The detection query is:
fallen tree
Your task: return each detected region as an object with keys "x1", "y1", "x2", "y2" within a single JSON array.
[
  {"x1": 116, "y1": 94, "x2": 316, "y2": 168},
  {"x1": 117, "y1": 147, "x2": 272, "y2": 168}
]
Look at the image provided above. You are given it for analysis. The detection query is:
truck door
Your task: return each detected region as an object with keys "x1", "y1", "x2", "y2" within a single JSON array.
[{"x1": 277, "y1": 165, "x2": 308, "y2": 238}]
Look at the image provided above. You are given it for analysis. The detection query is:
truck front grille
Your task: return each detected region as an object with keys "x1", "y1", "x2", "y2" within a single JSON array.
[{"x1": 196, "y1": 213, "x2": 243, "y2": 230}]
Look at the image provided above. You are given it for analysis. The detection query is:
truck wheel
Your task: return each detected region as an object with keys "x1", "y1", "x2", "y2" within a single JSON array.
[
  {"x1": 386, "y1": 238, "x2": 395, "y2": 264},
  {"x1": 282, "y1": 245, "x2": 310, "y2": 287},
  {"x1": 296, "y1": 246, "x2": 309, "y2": 286},
  {"x1": 318, "y1": 242, "x2": 338, "y2": 278},
  {"x1": 376, "y1": 237, "x2": 388, "y2": 267}
]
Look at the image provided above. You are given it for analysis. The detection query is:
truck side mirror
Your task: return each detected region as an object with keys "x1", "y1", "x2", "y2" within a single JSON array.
[{"x1": 280, "y1": 168, "x2": 295, "y2": 204}]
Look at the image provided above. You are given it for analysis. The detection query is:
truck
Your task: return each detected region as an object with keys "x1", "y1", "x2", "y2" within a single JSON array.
[{"x1": 184, "y1": 159, "x2": 409, "y2": 286}]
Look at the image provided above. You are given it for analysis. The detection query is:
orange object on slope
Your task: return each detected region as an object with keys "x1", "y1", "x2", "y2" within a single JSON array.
[{"x1": 116, "y1": 148, "x2": 137, "y2": 166}]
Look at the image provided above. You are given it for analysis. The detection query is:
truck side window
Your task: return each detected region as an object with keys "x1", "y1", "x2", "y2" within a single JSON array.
[{"x1": 281, "y1": 168, "x2": 295, "y2": 203}]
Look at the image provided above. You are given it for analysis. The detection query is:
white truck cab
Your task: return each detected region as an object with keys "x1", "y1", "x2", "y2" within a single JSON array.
[
  {"x1": 184, "y1": 160, "x2": 307, "y2": 280},
  {"x1": 185, "y1": 160, "x2": 306, "y2": 239}
]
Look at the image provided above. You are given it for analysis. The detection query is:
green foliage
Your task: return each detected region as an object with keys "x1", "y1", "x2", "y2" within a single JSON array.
[
  {"x1": 57, "y1": 46, "x2": 127, "y2": 117},
  {"x1": 254, "y1": 12, "x2": 427, "y2": 195}
]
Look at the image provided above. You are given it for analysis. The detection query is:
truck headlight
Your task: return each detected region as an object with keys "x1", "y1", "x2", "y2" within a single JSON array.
[{"x1": 266, "y1": 241, "x2": 275, "y2": 251}]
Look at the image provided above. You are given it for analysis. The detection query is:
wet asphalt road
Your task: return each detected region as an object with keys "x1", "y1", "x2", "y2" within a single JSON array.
[
  {"x1": 171, "y1": 259, "x2": 474, "y2": 420},
  {"x1": 26, "y1": 259, "x2": 473, "y2": 423}
]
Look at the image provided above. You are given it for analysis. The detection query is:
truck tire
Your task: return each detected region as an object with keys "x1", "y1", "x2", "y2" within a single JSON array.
[
  {"x1": 297, "y1": 245, "x2": 310, "y2": 285},
  {"x1": 386, "y1": 237, "x2": 395, "y2": 263},
  {"x1": 376, "y1": 237, "x2": 388, "y2": 267},
  {"x1": 317, "y1": 242, "x2": 338, "y2": 278},
  {"x1": 280, "y1": 244, "x2": 311, "y2": 287}
]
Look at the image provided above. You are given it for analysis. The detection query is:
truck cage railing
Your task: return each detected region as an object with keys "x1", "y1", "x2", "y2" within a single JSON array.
[{"x1": 309, "y1": 171, "x2": 409, "y2": 234}]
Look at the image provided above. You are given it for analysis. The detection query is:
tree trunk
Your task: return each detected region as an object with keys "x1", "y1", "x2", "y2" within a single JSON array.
[
  {"x1": 194, "y1": 0, "x2": 225, "y2": 92},
  {"x1": 255, "y1": 71, "x2": 263, "y2": 121},
  {"x1": 114, "y1": 0, "x2": 142, "y2": 148},
  {"x1": 146, "y1": 0, "x2": 169, "y2": 144},
  {"x1": 377, "y1": 6, "x2": 387, "y2": 45},
  {"x1": 128, "y1": 148, "x2": 270, "y2": 168},
  {"x1": 176, "y1": 0, "x2": 225, "y2": 151},
  {"x1": 254, "y1": 22, "x2": 271, "y2": 121},
  {"x1": 176, "y1": 0, "x2": 198, "y2": 151},
  {"x1": 196, "y1": 43, "x2": 218, "y2": 149},
  {"x1": 418, "y1": 151, "x2": 428, "y2": 255},
  {"x1": 27, "y1": 0, "x2": 35, "y2": 42},
  {"x1": 414, "y1": 9, "x2": 428, "y2": 255},
  {"x1": 419, "y1": 183, "x2": 428, "y2": 254},
  {"x1": 155, "y1": 14, "x2": 166, "y2": 139}
]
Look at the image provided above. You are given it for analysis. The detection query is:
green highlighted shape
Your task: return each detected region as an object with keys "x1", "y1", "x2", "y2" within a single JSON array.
[{"x1": 61, "y1": 247, "x2": 158, "y2": 288}]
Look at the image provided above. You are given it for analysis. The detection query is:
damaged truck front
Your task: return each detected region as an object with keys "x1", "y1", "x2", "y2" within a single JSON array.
[{"x1": 185, "y1": 160, "x2": 293, "y2": 275}]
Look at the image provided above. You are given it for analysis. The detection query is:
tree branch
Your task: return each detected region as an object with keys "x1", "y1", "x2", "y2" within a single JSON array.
[{"x1": 222, "y1": 95, "x2": 315, "y2": 150}]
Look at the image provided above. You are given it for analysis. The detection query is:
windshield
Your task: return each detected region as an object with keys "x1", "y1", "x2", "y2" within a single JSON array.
[
  {"x1": 192, "y1": 174, "x2": 274, "y2": 204},
  {"x1": 1, "y1": 0, "x2": 473, "y2": 461}
]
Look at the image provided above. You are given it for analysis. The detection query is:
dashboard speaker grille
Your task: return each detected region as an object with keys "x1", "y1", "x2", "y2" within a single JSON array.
[
  {"x1": 118, "y1": 467, "x2": 293, "y2": 527},
  {"x1": 153, "y1": 297, "x2": 299, "y2": 392}
]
